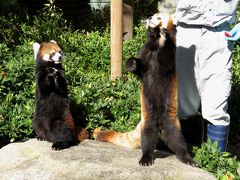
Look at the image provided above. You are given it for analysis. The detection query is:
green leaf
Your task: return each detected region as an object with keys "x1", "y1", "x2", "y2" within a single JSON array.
[{"x1": 222, "y1": 152, "x2": 230, "y2": 157}]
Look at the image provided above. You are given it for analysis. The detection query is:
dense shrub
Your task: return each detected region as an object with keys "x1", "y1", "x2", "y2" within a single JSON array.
[
  {"x1": 193, "y1": 140, "x2": 240, "y2": 179},
  {"x1": 0, "y1": 42, "x2": 35, "y2": 143}
]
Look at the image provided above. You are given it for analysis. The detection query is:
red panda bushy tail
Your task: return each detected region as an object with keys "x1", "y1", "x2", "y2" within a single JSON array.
[{"x1": 93, "y1": 123, "x2": 141, "y2": 149}]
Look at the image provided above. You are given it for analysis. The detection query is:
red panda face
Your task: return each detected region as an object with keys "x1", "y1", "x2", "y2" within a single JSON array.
[
  {"x1": 146, "y1": 13, "x2": 175, "y2": 46},
  {"x1": 33, "y1": 40, "x2": 63, "y2": 64},
  {"x1": 146, "y1": 13, "x2": 174, "y2": 31}
]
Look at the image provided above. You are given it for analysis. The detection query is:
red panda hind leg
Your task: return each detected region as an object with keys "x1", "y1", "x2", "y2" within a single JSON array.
[
  {"x1": 76, "y1": 127, "x2": 89, "y2": 142},
  {"x1": 51, "y1": 112, "x2": 89, "y2": 150},
  {"x1": 49, "y1": 118, "x2": 77, "y2": 150}
]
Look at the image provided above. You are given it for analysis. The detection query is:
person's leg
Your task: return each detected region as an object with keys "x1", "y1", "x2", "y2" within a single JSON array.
[
  {"x1": 176, "y1": 25, "x2": 204, "y2": 148},
  {"x1": 199, "y1": 25, "x2": 234, "y2": 152}
]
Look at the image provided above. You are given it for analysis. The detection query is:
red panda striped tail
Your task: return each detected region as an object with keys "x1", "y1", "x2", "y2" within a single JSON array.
[{"x1": 93, "y1": 124, "x2": 141, "y2": 149}]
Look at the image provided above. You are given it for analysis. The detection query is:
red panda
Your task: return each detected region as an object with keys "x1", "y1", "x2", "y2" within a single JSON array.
[
  {"x1": 32, "y1": 40, "x2": 88, "y2": 150},
  {"x1": 94, "y1": 14, "x2": 196, "y2": 166}
]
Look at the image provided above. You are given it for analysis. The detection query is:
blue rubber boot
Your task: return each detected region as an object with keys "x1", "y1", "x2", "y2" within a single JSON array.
[{"x1": 207, "y1": 124, "x2": 229, "y2": 152}]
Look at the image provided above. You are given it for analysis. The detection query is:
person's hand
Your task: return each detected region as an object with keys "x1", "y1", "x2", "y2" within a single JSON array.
[{"x1": 224, "y1": 23, "x2": 240, "y2": 41}]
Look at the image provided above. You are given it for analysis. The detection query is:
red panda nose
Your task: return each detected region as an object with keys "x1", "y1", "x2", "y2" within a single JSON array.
[
  {"x1": 56, "y1": 55, "x2": 62, "y2": 63},
  {"x1": 58, "y1": 55, "x2": 62, "y2": 61}
]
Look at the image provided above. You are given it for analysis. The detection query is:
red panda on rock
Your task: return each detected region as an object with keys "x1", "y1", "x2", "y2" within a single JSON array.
[
  {"x1": 94, "y1": 14, "x2": 196, "y2": 166},
  {"x1": 33, "y1": 40, "x2": 88, "y2": 150}
]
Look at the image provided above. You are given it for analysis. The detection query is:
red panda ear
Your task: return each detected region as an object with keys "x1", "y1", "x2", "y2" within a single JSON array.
[
  {"x1": 166, "y1": 14, "x2": 175, "y2": 31},
  {"x1": 50, "y1": 40, "x2": 57, "y2": 44},
  {"x1": 33, "y1": 42, "x2": 40, "y2": 60}
]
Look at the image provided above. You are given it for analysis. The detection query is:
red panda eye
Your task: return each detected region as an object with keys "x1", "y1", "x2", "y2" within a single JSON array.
[{"x1": 50, "y1": 52, "x2": 55, "y2": 57}]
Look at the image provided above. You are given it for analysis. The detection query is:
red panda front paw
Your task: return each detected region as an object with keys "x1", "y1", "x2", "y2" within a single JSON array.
[
  {"x1": 52, "y1": 142, "x2": 68, "y2": 151},
  {"x1": 139, "y1": 154, "x2": 154, "y2": 166},
  {"x1": 51, "y1": 141, "x2": 77, "y2": 151},
  {"x1": 36, "y1": 137, "x2": 44, "y2": 141},
  {"x1": 47, "y1": 67, "x2": 57, "y2": 76}
]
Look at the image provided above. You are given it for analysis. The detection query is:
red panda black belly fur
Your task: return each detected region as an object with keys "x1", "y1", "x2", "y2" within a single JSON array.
[{"x1": 32, "y1": 41, "x2": 88, "y2": 150}]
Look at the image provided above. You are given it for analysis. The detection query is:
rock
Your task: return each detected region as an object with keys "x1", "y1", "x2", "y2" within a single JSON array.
[{"x1": 0, "y1": 139, "x2": 215, "y2": 180}]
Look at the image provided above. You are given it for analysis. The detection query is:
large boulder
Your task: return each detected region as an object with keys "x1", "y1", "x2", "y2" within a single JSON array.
[{"x1": 0, "y1": 139, "x2": 215, "y2": 180}]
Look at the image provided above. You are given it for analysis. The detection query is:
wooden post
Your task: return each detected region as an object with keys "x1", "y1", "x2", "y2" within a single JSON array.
[
  {"x1": 111, "y1": 0, "x2": 123, "y2": 80},
  {"x1": 123, "y1": 2, "x2": 133, "y2": 40}
]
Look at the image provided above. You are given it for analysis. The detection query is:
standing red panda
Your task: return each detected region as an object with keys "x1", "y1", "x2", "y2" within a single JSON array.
[
  {"x1": 32, "y1": 40, "x2": 88, "y2": 150},
  {"x1": 94, "y1": 14, "x2": 196, "y2": 166}
]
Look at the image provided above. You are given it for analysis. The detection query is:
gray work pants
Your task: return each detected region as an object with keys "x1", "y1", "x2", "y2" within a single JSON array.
[{"x1": 176, "y1": 23, "x2": 234, "y2": 126}]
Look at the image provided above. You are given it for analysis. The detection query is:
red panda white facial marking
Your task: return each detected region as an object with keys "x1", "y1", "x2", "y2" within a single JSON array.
[
  {"x1": 42, "y1": 50, "x2": 63, "y2": 63},
  {"x1": 50, "y1": 51, "x2": 62, "y2": 64}
]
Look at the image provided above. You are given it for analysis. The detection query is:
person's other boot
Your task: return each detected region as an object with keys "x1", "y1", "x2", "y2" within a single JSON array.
[
  {"x1": 180, "y1": 115, "x2": 204, "y2": 150},
  {"x1": 207, "y1": 123, "x2": 229, "y2": 152}
]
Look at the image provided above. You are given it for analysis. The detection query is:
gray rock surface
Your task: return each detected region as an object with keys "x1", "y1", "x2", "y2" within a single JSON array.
[{"x1": 0, "y1": 139, "x2": 216, "y2": 180}]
